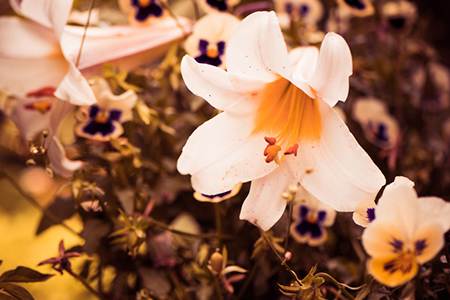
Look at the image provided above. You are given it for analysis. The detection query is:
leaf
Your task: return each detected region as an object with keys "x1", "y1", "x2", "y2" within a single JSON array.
[
  {"x1": 0, "y1": 267, "x2": 53, "y2": 283},
  {"x1": 35, "y1": 196, "x2": 76, "y2": 235},
  {"x1": 0, "y1": 283, "x2": 33, "y2": 300}
]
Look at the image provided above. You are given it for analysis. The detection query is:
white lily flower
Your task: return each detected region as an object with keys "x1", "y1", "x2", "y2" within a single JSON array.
[
  {"x1": 178, "y1": 11, "x2": 385, "y2": 230},
  {"x1": 362, "y1": 176, "x2": 450, "y2": 287},
  {"x1": 2, "y1": 0, "x2": 96, "y2": 105},
  {"x1": 184, "y1": 12, "x2": 239, "y2": 68}
]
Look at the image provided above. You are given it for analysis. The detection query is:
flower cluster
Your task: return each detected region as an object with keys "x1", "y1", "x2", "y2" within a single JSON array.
[{"x1": 0, "y1": 0, "x2": 449, "y2": 299}]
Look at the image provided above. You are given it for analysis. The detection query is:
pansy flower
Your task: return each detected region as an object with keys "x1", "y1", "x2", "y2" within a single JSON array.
[
  {"x1": 197, "y1": 0, "x2": 240, "y2": 13},
  {"x1": 352, "y1": 198, "x2": 376, "y2": 227},
  {"x1": 290, "y1": 187, "x2": 336, "y2": 246},
  {"x1": 381, "y1": 0, "x2": 417, "y2": 31},
  {"x1": 275, "y1": 0, "x2": 324, "y2": 30},
  {"x1": 194, "y1": 183, "x2": 242, "y2": 203},
  {"x1": 178, "y1": 11, "x2": 385, "y2": 230},
  {"x1": 184, "y1": 13, "x2": 239, "y2": 68},
  {"x1": 336, "y1": 0, "x2": 374, "y2": 18},
  {"x1": 353, "y1": 97, "x2": 400, "y2": 151},
  {"x1": 76, "y1": 78, "x2": 137, "y2": 142},
  {"x1": 119, "y1": 0, "x2": 166, "y2": 25},
  {"x1": 410, "y1": 62, "x2": 449, "y2": 112},
  {"x1": 362, "y1": 176, "x2": 450, "y2": 287}
]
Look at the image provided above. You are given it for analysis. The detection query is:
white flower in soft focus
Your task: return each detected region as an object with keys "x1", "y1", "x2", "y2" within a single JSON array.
[
  {"x1": 19, "y1": 167, "x2": 57, "y2": 205},
  {"x1": 381, "y1": 0, "x2": 417, "y2": 31},
  {"x1": 118, "y1": 0, "x2": 166, "y2": 26},
  {"x1": 1, "y1": 0, "x2": 96, "y2": 105},
  {"x1": 353, "y1": 97, "x2": 400, "y2": 150},
  {"x1": 75, "y1": 78, "x2": 137, "y2": 142},
  {"x1": 184, "y1": 12, "x2": 239, "y2": 68},
  {"x1": 410, "y1": 62, "x2": 450, "y2": 112},
  {"x1": 290, "y1": 186, "x2": 336, "y2": 246},
  {"x1": 362, "y1": 176, "x2": 450, "y2": 287},
  {"x1": 196, "y1": 0, "x2": 240, "y2": 14},
  {"x1": 178, "y1": 11, "x2": 385, "y2": 230},
  {"x1": 274, "y1": 0, "x2": 323, "y2": 30},
  {"x1": 336, "y1": 0, "x2": 374, "y2": 18}
]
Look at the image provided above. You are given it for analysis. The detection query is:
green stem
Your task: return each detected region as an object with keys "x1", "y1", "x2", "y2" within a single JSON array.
[
  {"x1": 260, "y1": 230, "x2": 302, "y2": 285},
  {"x1": 75, "y1": 0, "x2": 96, "y2": 67},
  {"x1": 214, "y1": 203, "x2": 222, "y2": 245},
  {"x1": 66, "y1": 269, "x2": 103, "y2": 299},
  {"x1": 0, "y1": 171, "x2": 82, "y2": 239},
  {"x1": 147, "y1": 217, "x2": 232, "y2": 240},
  {"x1": 283, "y1": 200, "x2": 294, "y2": 254}
]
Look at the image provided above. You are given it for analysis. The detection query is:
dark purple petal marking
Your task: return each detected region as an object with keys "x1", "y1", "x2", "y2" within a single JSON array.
[
  {"x1": 206, "y1": 0, "x2": 228, "y2": 11},
  {"x1": 415, "y1": 239, "x2": 427, "y2": 255},
  {"x1": 367, "y1": 207, "x2": 376, "y2": 222},
  {"x1": 201, "y1": 190, "x2": 232, "y2": 199},
  {"x1": 299, "y1": 4, "x2": 310, "y2": 17},
  {"x1": 131, "y1": 0, "x2": 163, "y2": 22},
  {"x1": 389, "y1": 238, "x2": 404, "y2": 253},
  {"x1": 344, "y1": 0, "x2": 366, "y2": 10}
]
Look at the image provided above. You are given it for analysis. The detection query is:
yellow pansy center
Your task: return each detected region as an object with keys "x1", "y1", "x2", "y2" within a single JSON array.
[
  {"x1": 207, "y1": 48, "x2": 219, "y2": 58},
  {"x1": 95, "y1": 110, "x2": 110, "y2": 123},
  {"x1": 253, "y1": 77, "x2": 322, "y2": 162},
  {"x1": 138, "y1": 0, "x2": 151, "y2": 6}
]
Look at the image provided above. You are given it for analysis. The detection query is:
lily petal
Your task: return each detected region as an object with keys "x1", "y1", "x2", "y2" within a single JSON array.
[
  {"x1": 308, "y1": 32, "x2": 352, "y2": 107},
  {"x1": 47, "y1": 136, "x2": 82, "y2": 178},
  {"x1": 226, "y1": 11, "x2": 290, "y2": 82},
  {"x1": 181, "y1": 55, "x2": 262, "y2": 114},
  {"x1": 290, "y1": 46, "x2": 319, "y2": 84},
  {"x1": 240, "y1": 163, "x2": 294, "y2": 230},
  {"x1": 179, "y1": 112, "x2": 277, "y2": 195},
  {"x1": 9, "y1": 0, "x2": 73, "y2": 38},
  {"x1": 0, "y1": 17, "x2": 58, "y2": 58},
  {"x1": 288, "y1": 101, "x2": 385, "y2": 211},
  {"x1": 55, "y1": 63, "x2": 96, "y2": 105}
]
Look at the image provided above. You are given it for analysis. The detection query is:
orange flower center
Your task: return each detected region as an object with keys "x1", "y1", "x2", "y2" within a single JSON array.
[
  {"x1": 25, "y1": 99, "x2": 52, "y2": 114},
  {"x1": 207, "y1": 48, "x2": 219, "y2": 58},
  {"x1": 253, "y1": 77, "x2": 322, "y2": 147}
]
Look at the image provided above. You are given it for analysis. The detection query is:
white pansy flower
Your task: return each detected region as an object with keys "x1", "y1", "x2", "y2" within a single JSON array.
[
  {"x1": 184, "y1": 12, "x2": 239, "y2": 68},
  {"x1": 178, "y1": 11, "x2": 385, "y2": 230},
  {"x1": 275, "y1": 0, "x2": 324, "y2": 29}
]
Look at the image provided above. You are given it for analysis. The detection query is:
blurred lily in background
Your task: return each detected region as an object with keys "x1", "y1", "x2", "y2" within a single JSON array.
[
  {"x1": 362, "y1": 176, "x2": 450, "y2": 287},
  {"x1": 290, "y1": 186, "x2": 336, "y2": 246},
  {"x1": 178, "y1": 11, "x2": 385, "y2": 230},
  {"x1": 184, "y1": 12, "x2": 239, "y2": 68}
]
